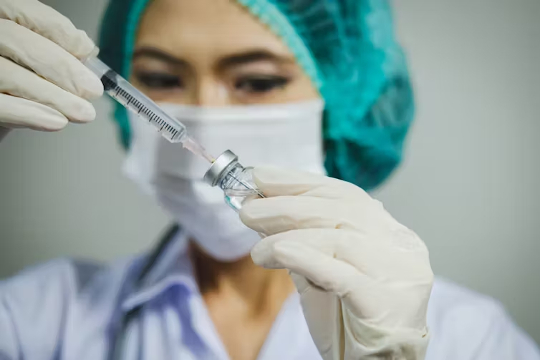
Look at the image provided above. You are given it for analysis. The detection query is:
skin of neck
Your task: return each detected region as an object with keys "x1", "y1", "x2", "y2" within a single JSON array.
[{"x1": 189, "y1": 242, "x2": 296, "y2": 314}]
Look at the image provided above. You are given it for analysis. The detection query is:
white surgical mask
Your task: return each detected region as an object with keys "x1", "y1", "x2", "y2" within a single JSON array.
[{"x1": 123, "y1": 99, "x2": 325, "y2": 261}]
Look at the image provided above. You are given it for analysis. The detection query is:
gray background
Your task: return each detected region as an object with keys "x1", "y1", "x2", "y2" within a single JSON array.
[{"x1": 0, "y1": 0, "x2": 538, "y2": 344}]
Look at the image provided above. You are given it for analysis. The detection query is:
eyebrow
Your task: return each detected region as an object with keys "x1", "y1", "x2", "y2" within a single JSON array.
[
  {"x1": 218, "y1": 50, "x2": 295, "y2": 68},
  {"x1": 132, "y1": 47, "x2": 189, "y2": 67},
  {"x1": 132, "y1": 47, "x2": 294, "y2": 69}
]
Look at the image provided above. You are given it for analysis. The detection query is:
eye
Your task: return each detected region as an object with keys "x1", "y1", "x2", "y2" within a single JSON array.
[
  {"x1": 134, "y1": 72, "x2": 183, "y2": 89},
  {"x1": 235, "y1": 76, "x2": 290, "y2": 94}
]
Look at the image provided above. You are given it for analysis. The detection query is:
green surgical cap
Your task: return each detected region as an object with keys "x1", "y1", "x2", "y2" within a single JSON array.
[{"x1": 99, "y1": 0, "x2": 414, "y2": 190}]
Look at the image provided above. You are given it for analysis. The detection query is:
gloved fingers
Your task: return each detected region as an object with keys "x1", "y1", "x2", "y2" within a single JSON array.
[
  {"x1": 0, "y1": 93, "x2": 68, "y2": 131},
  {"x1": 251, "y1": 227, "x2": 431, "y2": 286},
  {"x1": 0, "y1": 57, "x2": 96, "y2": 123},
  {"x1": 252, "y1": 166, "x2": 371, "y2": 202},
  {"x1": 289, "y1": 272, "x2": 341, "y2": 358},
  {"x1": 240, "y1": 195, "x2": 386, "y2": 235},
  {"x1": 0, "y1": 0, "x2": 95, "y2": 58},
  {"x1": 251, "y1": 230, "x2": 369, "y2": 298},
  {"x1": 0, "y1": 19, "x2": 103, "y2": 100},
  {"x1": 289, "y1": 272, "x2": 313, "y2": 295}
]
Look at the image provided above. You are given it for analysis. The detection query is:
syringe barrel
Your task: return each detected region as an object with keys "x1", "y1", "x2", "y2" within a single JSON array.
[{"x1": 84, "y1": 56, "x2": 188, "y2": 143}]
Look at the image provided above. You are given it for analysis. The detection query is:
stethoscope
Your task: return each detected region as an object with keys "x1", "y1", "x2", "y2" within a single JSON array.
[{"x1": 108, "y1": 224, "x2": 180, "y2": 360}]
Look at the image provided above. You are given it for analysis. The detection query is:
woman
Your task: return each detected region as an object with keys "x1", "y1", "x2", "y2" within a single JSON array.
[{"x1": 0, "y1": 0, "x2": 538, "y2": 359}]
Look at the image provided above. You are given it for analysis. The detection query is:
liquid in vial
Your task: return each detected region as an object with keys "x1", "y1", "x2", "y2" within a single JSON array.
[{"x1": 203, "y1": 150, "x2": 263, "y2": 211}]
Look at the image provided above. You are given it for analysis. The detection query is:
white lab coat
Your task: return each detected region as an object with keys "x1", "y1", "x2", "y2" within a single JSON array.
[{"x1": 0, "y1": 232, "x2": 538, "y2": 360}]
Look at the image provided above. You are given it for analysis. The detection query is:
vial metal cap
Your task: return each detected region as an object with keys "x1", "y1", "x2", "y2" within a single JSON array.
[{"x1": 203, "y1": 150, "x2": 238, "y2": 187}]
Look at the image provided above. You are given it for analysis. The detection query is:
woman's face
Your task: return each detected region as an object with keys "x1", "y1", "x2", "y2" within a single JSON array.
[{"x1": 132, "y1": 0, "x2": 320, "y2": 106}]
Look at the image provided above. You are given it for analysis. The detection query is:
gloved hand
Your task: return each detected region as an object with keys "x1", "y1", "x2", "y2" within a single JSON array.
[
  {"x1": 0, "y1": 0, "x2": 103, "y2": 132},
  {"x1": 240, "y1": 167, "x2": 433, "y2": 360}
]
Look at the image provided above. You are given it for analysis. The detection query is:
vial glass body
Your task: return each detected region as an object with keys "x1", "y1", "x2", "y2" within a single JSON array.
[
  {"x1": 203, "y1": 150, "x2": 263, "y2": 211},
  {"x1": 218, "y1": 164, "x2": 260, "y2": 211}
]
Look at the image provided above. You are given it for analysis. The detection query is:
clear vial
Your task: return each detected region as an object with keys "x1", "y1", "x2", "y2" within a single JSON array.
[{"x1": 203, "y1": 150, "x2": 263, "y2": 211}]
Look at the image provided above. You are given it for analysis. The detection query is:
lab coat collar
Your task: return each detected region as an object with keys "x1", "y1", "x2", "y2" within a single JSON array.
[{"x1": 121, "y1": 227, "x2": 199, "y2": 312}]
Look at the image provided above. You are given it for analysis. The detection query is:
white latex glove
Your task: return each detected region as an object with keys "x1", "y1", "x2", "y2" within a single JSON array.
[
  {"x1": 0, "y1": 0, "x2": 103, "y2": 132},
  {"x1": 240, "y1": 167, "x2": 433, "y2": 360}
]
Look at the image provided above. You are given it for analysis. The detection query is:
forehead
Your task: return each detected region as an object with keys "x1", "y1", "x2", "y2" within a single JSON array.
[{"x1": 136, "y1": 0, "x2": 293, "y2": 62}]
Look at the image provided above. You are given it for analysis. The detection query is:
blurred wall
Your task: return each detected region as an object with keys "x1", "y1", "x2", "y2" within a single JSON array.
[
  {"x1": 0, "y1": 0, "x2": 538, "y2": 343},
  {"x1": 379, "y1": 0, "x2": 540, "y2": 343}
]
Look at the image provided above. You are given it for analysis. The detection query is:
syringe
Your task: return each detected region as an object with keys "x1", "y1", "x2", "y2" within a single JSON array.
[{"x1": 83, "y1": 55, "x2": 214, "y2": 163}]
